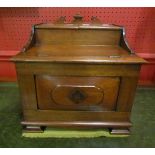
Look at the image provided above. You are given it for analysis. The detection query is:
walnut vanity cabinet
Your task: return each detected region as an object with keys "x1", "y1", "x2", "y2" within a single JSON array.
[{"x1": 12, "y1": 15, "x2": 146, "y2": 135}]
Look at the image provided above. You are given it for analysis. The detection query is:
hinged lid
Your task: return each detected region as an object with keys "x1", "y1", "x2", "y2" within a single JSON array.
[{"x1": 12, "y1": 14, "x2": 146, "y2": 64}]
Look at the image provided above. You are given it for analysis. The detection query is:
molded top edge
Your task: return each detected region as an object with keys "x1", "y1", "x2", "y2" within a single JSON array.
[{"x1": 35, "y1": 23, "x2": 122, "y2": 30}]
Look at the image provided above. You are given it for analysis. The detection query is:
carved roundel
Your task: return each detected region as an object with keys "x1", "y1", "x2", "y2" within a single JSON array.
[{"x1": 68, "y1": 89, "x2": 87, "y2": 104}]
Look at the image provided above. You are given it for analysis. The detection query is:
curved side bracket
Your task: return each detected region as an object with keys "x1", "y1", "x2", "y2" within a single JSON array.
[
  {"x1": 21, "y1": 25, "x2": 35, "y2": 53},
  {"x1": 120, "y1": 27, "x2": 134, "y2": 54}
]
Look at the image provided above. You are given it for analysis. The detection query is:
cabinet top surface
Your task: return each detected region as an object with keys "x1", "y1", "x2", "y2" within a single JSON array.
[
  {"x1": 13, "y1": 45, "x2": 145, "y2": 64},
  {"x1": 34, "y1": 23, "x2": 122, "y2": 30}
]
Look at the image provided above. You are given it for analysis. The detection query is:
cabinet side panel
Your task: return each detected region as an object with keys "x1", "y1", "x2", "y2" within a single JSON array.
[
  {"x1": 116, "y1": 76, "x2": 139, "y2": 112},
  {"x1": 16, "y1": 63, "x2": 38, "y2": 110}
]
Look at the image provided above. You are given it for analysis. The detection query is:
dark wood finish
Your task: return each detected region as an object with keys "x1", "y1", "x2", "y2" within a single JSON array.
[
  {"x1": 116, "y1": 77, "x2": 139, "y2": 112},
  {"x1": 36, "y1": 76, "x2": 119, "y2": 111},
  {"x1": 12, "y1": 15, "x2": 146, "y2": 135},
  {"x1": 22, "y1": 121, "x2": 132, "y2": 129},
  {"x1": 16, "y1": 63, "x2": 140, "y2": 76},
  {"x1": 16, "y1": 73, "x2": 38, "y2": 110},
  {"x1": 23, "y1": 110, "x2": 130, "y2": 122}
]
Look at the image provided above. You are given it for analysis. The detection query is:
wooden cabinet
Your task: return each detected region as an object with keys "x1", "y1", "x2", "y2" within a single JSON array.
[{"x1": 12, "y1": 15, "x2": 146, "y2": 135}]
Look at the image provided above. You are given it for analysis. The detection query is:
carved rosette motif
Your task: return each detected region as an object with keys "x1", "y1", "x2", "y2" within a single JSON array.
[{"x1": 69, "y1": 89, "x2": 87, "y2": 104}]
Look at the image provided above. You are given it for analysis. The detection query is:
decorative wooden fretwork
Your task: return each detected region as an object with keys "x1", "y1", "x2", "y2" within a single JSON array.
[
  {"x1": 72, "y1": 14, "x2": 83, "y2": 24},
  {"x1": 91, "y1": 16, "x2": 102, "y2": 25},
  {"x1": 55, "y1": 16, "x2": 66, "y2": 24}
]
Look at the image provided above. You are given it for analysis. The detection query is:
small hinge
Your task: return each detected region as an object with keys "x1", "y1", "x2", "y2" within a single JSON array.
[{"x1": 109, "y1": 55, "x2": 121, "y2": 58}]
